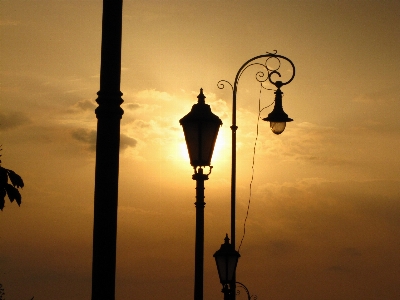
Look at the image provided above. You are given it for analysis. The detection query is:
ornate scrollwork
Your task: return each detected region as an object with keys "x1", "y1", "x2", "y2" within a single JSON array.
[
  {"x1": 217, "y1": 50, "x2": 295, "y2": 94},
  {"x1": 217, "y1": 79, "x2": 233, "y2": 92},
  {"x1": 235, "y1": 281, "x2": 258, "y2": 300}
]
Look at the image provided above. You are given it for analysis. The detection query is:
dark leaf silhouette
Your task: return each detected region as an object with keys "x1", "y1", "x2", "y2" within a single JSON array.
[
  {"x1": 0, "y1": 167, "x2": 7, "y2": 186},
  {"x1": 0, "y1": 283, "x2": 5, "y2": 300},
  {"x1": 7, "y1": 169, "x2": 24, "y2": 188},
  {"x1": 0, "y1": 165, "x2": 24, "y2": 211},
  {"x1": 5, "y1": 183, "x2": 21, "y2": 205}
]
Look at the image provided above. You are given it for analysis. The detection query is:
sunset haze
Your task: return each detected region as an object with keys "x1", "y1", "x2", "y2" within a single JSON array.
[{"x1": 1, "y1": 1, "x2": 400, "y2": 299}]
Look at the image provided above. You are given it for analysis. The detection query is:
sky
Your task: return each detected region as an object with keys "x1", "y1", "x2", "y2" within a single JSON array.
[{"x1": 1, "y1": 0, "x2": 400, "y2": 299}]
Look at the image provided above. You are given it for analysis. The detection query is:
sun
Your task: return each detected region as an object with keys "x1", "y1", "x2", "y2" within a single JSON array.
[
  {"x1": 178, "y1": 127, "x2": 228, "y2": 166},
  {"x1": 210, "y1": 128, "x2": 228, "y2": 165}
]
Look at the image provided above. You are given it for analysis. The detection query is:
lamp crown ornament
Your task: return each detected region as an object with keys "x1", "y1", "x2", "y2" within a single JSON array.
[{"x1": 197, "y1": 87, "x2": 206, "y2": 104}]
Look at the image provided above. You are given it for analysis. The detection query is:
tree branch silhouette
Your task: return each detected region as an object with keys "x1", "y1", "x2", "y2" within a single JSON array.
[{"x1": 0, "y1": 146, "x2": 24, "y2": 210}]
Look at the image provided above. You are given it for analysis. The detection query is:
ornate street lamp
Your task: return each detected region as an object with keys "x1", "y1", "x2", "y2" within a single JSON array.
[
  {"x1": 214, "y1": 235, "x2": 240, "y2": 288},
  {"x1": 262, "y1": 81, "x2": 293, "y2": 135},
  {"x1": 214, "y1": 235, "x2": 257, "y2": 300},
  {"x1": 217, "y1": 51, "x2": 295, "y2": 299},
  {"x1": 180, "y1": 88, "x2": 223, "y2": 167},
  {"x1": 180, "y1": 88, "x2": 223, "y2": 300}
]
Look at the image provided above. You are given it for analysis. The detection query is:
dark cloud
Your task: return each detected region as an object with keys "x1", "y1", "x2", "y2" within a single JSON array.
[
  {"x1": 71, "y1": 128, "x2": 97, "y2": 151},
  {"x1": 125, "y1": 103, "x2": 140, "y2": 110},
  {"x1": 75, "y1": 99, "x2": 97, "y2": 111},
  {"x1": 0, "y1": 111, "x2": 31, "y2": 131},
  {"x1": 120, "y1": 134, "x2": 137, "y2": 150},
  {"x1": 71, "y1": 128, "x2": 137, "y2": 152},
  {"x1": 327, "y1": 265, "x2": 349, "y2": 273},
  {"x1": 340, "y1": 247, "x2": 362, "y2": 257},
  {"x1": 267, "y1": 239, "x2": 297, "y2": 257}
]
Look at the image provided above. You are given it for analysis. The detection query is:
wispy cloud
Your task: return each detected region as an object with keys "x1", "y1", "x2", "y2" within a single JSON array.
[
  {"x1": 71, "y1": 128, "x2": 97, "y2": 151},
  {"x1": 71, "y1": 128, "x2": 137, "y2": 152},
  {"x1": 0, "y1": 20, "x2": 20, "y2": 26},
  {"x1": 0, "y1": 111, "x2": 31, "y2": 131}
]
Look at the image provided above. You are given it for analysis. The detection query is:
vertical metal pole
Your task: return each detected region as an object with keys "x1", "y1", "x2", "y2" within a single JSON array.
[
  {"x1": 91, "y1": 1, "x2": 124, "y2": 300},
  {"x1": 231, "y1": 83, "x2": 238, "y2": 300},
  {"x1": 193, "y1": 168, "x2": 208, "y2": 300}
]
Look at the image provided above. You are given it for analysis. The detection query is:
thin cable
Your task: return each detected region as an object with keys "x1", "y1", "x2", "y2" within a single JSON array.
[{"x1": 238, "y1": 85, "x2": 274, "y2": 252}]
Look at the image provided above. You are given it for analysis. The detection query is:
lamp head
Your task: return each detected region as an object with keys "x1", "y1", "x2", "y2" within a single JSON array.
[
  {"x1": 179, "y1": 88, "x2": 222, "y2": 167},
  {"x1": 262, "y1": 87, "x2": 293, "y2": 135},
  {"x1": 213, "y1": 234, "x2": 240, "y2": 285}
]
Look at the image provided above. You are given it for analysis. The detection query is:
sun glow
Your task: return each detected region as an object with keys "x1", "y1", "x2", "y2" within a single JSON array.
[
  {"x1": 210, "y1": 128, "x2": 228, "y2": 164},
  {"x1": 178, "y1": 127, "x2": 228, "y2": 167},
  {"x1": 179, "y1": 141, "x2": 190, "y2": 163}
]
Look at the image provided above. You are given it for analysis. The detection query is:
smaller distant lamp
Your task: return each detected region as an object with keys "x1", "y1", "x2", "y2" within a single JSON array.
[{"x1": 213, "y1": 234, "x2": 240, "y2": 286}]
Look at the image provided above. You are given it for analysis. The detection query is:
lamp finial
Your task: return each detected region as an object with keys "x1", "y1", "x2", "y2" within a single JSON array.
[{"x1": 197, "y1": 88, "x2": 206, "y2": 104}]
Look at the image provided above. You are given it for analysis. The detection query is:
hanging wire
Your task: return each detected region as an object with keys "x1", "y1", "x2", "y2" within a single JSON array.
[{"x1": 238, "y1": 84, "x2": 275, "y2": 252}]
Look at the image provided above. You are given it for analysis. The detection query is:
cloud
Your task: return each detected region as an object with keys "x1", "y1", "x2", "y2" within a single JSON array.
[
  {"x1": 210, "y1": 99, "x2": 229, "y2": 120},
  {"x1": 120, "y1": 134, "x2": 137, "y2": 150},
  {"x1": 71, "y1": 128, "x2": 137, "y2": 152},
  {"x1": 266, "y1": 238, "x2": 297, "y2": 257},
  {"x1": 131, "y1": 120, "x2": 151, "y2": 129},
  {"x1": 255, "y1": 122, "x2": 351, "y2": 165},
  {"x1": 0, "y1": 111, "x2": 31, "y2": 131},
  {"x1": 353, "y1": 85, "x2": 399, "y2": 104},
  {"x1": 71, "y1": 128, "x2": 97, "y2": 151},
  {"x1": 0, "y1": 20, "x2": 20, "y2": 26},
  {"x1": 135, "y1": 89, "x2": 175, "y2": 102},
  {"x1": 125, "y1": 103, "x2": 140, "y2": 110},
  {"x1": 74, "y1": 99, "x2": 97, "y2": 111}
]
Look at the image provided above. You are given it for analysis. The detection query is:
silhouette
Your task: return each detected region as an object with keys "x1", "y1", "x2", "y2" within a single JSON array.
[
  {"x1": 0, "y1": 147, "x2": 24, "y2": 210},
  {"x1": 0, "y1": 283, "x2": 4, "y2": 300},
  {"x1": 0, "y1": 284, "x2": 33, "y2": 300}
]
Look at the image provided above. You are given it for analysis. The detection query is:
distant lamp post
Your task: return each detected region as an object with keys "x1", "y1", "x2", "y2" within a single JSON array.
[
  {"x1": 180, "y1": 88, "x2": 223, "y2": 300},
  {"x1": 214, "y1": 234, "x2": 240, "y2": 299},
  {"x1": 214, "y1": 235, "x2": 256, "y2": 300}
]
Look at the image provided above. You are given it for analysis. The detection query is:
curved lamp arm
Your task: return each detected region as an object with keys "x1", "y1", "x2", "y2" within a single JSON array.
[
  {"x1": 218, "y1": 51, "x2": 295, "y2": 129},
  {"x1": 217, "y1": 50, "x2": 295, "y2": 264},
  {"x1": 235, "y1": 281, "x2": 257, "y2": 300}
]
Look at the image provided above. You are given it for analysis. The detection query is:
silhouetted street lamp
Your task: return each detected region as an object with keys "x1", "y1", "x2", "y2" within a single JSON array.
[
  {"x1": 214, "y1": 235, "x2": 257, "y2": 300},
  {"x1": 214, "y1": 234, "x2": 240, "y2": 300},
  {"x1": 217, "y1": 51, "x2": 295, "y2": 299},
  {"x1": 180, "y1": 88, "x2": 223, "y2": 300}
]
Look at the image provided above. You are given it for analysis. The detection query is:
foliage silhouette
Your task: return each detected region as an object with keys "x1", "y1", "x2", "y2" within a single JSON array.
[
  {"x1": 0, "y1": 283, "x2": 4, "y2": 300},
  {"x1": 0, "y1": 146, "x2": 24, "y2": 210}
]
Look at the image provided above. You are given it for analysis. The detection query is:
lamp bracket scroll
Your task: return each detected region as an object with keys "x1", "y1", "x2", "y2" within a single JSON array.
[
  {"x1": 235, "y1": 281, "x2": 257, "y2": 300},
  {"x1": 217, "y1": 50, "x2": 295, "y2": 94}
]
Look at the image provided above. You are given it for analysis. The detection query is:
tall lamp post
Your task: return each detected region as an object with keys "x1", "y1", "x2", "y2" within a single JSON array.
[
  {"x1": 180, "y1": 89, "x2": 223, "y2": 300},
  {"x1": 217, "y1": 51, "x2": 295, "y2": 298},
  {"x1": 91, "y1": 1, "x2": 124, "y2": 300}
]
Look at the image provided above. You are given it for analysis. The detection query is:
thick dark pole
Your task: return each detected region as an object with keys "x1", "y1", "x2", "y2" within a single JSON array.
[
  {"x1": 193, "y1": 168, "x2": 208, "y2": 300},
  {"x1": 91, "y1": 1, "x2": 124, "y2": 300}
]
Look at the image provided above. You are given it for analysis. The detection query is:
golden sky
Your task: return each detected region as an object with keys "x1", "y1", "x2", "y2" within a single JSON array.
[{"x1": 1, "y1": 0, "x2": 400, "y2": 299}]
